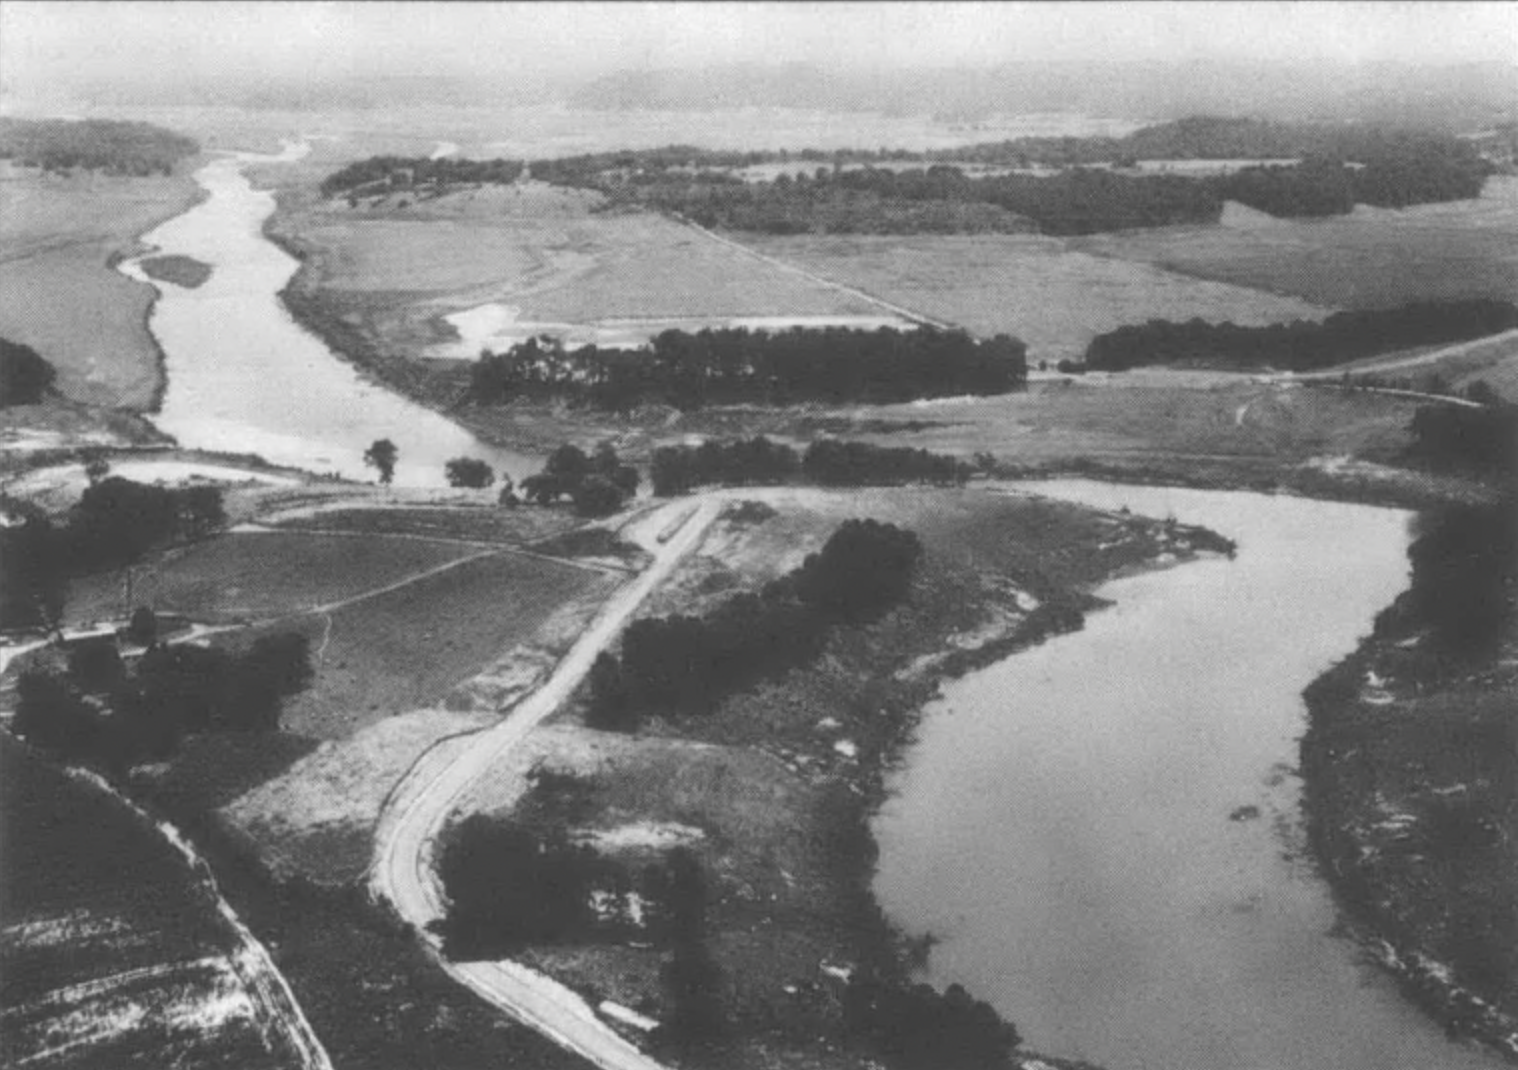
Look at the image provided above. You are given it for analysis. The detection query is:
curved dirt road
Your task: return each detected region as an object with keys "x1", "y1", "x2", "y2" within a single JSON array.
[{"x1": 370, "y1": 498, "x2": 722, "y2": 1070}]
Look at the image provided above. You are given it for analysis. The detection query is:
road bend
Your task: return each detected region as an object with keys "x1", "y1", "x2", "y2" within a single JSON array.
[{"x1": 371, "y1": 497, "x2": 723, "y2": 1070}]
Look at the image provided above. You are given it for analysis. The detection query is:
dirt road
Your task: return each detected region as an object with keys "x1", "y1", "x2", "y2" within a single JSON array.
[{"x1": 370, "y1": 497, "x2": 722, "y2": 1070}]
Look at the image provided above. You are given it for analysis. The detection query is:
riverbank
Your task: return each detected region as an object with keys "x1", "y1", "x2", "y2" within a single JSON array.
[
  {"x1": 461, "y1": 487, "x2": 1226, "y2": 1069},
  {"x1": 1301, "y1": 590, "x2": 1518, "y2": 1060}
]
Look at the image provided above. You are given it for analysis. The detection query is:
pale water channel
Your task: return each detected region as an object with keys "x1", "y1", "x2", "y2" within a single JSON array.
[
  {"x1": 873, "y1": 481, "x2": 1502, "y2": 1070},
  {"x1": 120, "y1": 143, "x2": 535, "y2": 487}
]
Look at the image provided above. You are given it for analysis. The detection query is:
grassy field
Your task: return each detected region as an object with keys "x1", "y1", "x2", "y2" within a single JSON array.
[
  {"x1": 63, "y1": 530, "x2": 482, "y2": 626},
  {"x1": 741, "y1": 231, "x2": 1327, "y2": 363},
  {"x1": 234, "y1": 549, "x2": 613, "y2": 741},
  {"x1": 269, "y1": 181, "x2": 887, "y2": 366},
  {"x1": 1072, "y1": 178, "x2": 1518, "y2": 311},
  {"x1": 0, "y1": 165, "x2": 202, "y2": 411},
  {"x1": 0, "y1": 739, "x2": 281, "y2": 1069}
]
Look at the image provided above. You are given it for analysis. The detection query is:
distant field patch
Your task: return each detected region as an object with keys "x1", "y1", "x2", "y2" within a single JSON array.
[
  {"x1": 1073, "y1": 177, "x2": 1518, "y2": 310},
  {"x1": 0, "y1": 169, "x2": 201, "y2": 410},
  {"x1": 275, "y1": 505, "x2": 582, "y2": 545},
  {"x1": 63, "y1": 530, "x2": 480, "y2": 625},
  {"x1": 252, "y1": 551, "x2": 614, "y2": 739},
  {"x1": 742, "y1": 232, "x2": 1326, "y2": 364}
]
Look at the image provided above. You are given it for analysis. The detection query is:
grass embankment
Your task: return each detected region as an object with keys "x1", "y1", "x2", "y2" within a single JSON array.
[
  {"x1": 1300, "y1": 504, "x2": 1518, "y2": 1060},
  {"x1": 464, "y1": 487, "x2": 1228, "y2": 1069},
  {"x1": 0, "y1": 737, "x2": 280, "y2": 1069}
]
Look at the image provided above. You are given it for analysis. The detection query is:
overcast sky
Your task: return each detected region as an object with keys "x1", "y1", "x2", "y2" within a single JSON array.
[{"x1": 4, "y1": 1, "x2": 1515, "y2": 91}]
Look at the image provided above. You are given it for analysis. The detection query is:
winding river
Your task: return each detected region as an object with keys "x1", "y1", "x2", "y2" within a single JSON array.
[
  {"x1": 874, "y1": 481, "x2": 1501, "y2": 1069},
  {"x1": 120, "y1": 143, "x2": 534, "y2": 487}
]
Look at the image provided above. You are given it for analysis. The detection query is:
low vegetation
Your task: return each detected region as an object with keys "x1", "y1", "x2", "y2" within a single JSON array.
[
  {"x1": 1083, "y1": 299, "x2": 1518, "y2": 372},
  {"x1": 0, "y1": 117, "x2": 198, "y2": 176},
  {"x1": 1301, "y1": 498, "x2": 1517, "y2": 1048},
  {"x1": 466, "y1": 326, "x2": 1028, "y2": 411}
]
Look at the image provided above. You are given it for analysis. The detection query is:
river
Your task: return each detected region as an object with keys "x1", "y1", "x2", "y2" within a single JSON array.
[
  {"x1": 120, "y1": 143, "x2": 535, "y2": 487},
  {"x1": 873, "y1": 481, "x2": 1502, "y2": 1070}
]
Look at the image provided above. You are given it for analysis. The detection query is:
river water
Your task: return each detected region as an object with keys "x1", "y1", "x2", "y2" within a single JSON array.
[
  {"x1": 120, "y1": 143, "x2": 535, "y2": 487},
  {"x1": 873, "y1": 481, "x2": 1501, "y2": 1070}
]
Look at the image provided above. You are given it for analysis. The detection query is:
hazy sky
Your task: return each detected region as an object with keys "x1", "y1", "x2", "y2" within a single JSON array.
[{"x1": 4, "y1": 1, "x2": 1516, "y2": 91}]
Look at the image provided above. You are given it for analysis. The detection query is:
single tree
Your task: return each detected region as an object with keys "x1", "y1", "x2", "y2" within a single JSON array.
[
  {"x1": 364, "y1": 438, "x2": 398, "y2": 485},
  {"x1": 126, "y1": 606, "x2": 158, "y2": 646},
  {"x1": 81, "y1": 448, "x2": 111, "y2": 485}
]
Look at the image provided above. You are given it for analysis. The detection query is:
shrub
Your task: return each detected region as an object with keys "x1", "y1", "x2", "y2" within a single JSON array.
[{"x1": 444, "y1": 457, "x2": 495, "y2": 489}]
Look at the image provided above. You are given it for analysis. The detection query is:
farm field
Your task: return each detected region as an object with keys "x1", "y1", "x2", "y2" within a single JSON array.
[
  {"x1": 269, "y1": 180, "x2": 896, "y2": 368},
  {"x1": 741, "y1": 232, "x2": 1327, "y2": 363},
  {"x1": 0, "y1": 739, "x2": 281, "y2": 1070},
  {"x1": 62, "y1": 530, "x2": 483, "y2": 626},
  {"x1": 1073, "y1": 178, "x2": 1518, "y2": 310},
  {"x1": 237, "y1": 548, "x2": 615, "y2": 740},
  {"x1": 0, "y1": 166, "x2": 202, "y2": 410}
]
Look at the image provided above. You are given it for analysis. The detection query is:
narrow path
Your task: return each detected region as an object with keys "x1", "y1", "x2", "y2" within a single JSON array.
[
  {"x1": 371, "y1": 496, "x2": 723, "y2": 1070},
  {"x1": 674, "y1": 216, "x2": 958, "y2": 331}
]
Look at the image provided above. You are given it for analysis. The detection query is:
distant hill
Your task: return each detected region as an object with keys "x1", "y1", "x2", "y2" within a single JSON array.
[
  {"x1": 0, "y1": 117, "x2": 198, "y2": 175},
  {"x1": 570, "y1": 60, "x2": 1518, "y2": 130}
]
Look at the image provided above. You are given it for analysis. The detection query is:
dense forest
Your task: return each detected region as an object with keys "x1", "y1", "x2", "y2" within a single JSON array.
[
  {"x1": 0, "y1": 118, "x2": 198, "y2": 176},
  {"x1": 319, "y1": 154, "x2": 525, "y2": 198},
  {"x1": 527, "y1": 117, "x2": 1489, "y2": 235},
  {"x1": 1083, "y1": 300, "x2": 1518, "y2": 372},
  {"x1": 465, "y1": 327, "x2": 1028, "y2": 410}
]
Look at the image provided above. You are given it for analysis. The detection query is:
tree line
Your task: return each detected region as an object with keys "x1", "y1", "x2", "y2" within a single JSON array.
[
  {"x1": 0, "y1": 118, "x2": 198, "y2": 176},
  {"x1": 1082, "y1": 300, "x2": 1518, "y2": 373},
  {"x1": 2, "y1": 474, "x2": 226, "y2": 633},
  {"x1": 527, "y1": 117, "x2": 1489, "y2": 235},
  {"x1": 319, "y1": 154, "x2": 525, "y2": 198},
  {"x1": 649, "y1": 437, "x2": 972, "y2": 497},
  {"x1": 465, "y1": 327, "x2": 1028, "y2": 411},
  {"x1": 588, "y1": 519, "x2": 923, "y2": 731},
  {"x1": 13, "y1": 626, "x2": 312, "y2": 765}
]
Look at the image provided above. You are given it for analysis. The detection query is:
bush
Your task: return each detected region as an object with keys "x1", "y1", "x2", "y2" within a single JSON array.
[
  {"x1": 0, "y1": 338, "x2": 56, "y2": 406},
  {"x1": 843, "y1": 976, "x2": 1020, "y2": 1069},
  {"x1": 795, "y1": 519, "x2": 924, "y2": 621}
]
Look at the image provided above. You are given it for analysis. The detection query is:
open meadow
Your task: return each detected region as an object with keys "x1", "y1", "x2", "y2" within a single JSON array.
[
  {"x1": 0, "y1": 165, "x2": 201, "y2": 411},
  {"x1": 742, "y1": 232, "x2": 1327, "y2": 363},
  {"x1": 1073, "y1": 178, "x2": 1518, "y2": 310}
]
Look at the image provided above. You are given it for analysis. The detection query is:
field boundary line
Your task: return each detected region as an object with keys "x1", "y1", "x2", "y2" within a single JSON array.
[{"x1": 671, "y1": 214, "x2": 958, "y2": 331}]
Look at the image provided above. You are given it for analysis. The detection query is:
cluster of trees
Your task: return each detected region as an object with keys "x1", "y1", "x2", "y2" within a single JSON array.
[
  {"x1": 466, "y1": 327, "x2": 1028, "y2": 411},
  {"x1": 589, "y1": 519, "x2": 922, "y2": 730},
  {"x1": 2, "y1": 476, "x2": 226, "y2": 632},
  {"x1": 1, "y1": 338, "x2": 56, "y2": 406},
  {"x1": 648, "y1": 437, "x2": 970, "y2": 497},
  {"x1": 1406, "y1": 401, "x2": 1518, "y2": 478},
  {"x1": 444, "y1": 456, "x2": 495, "y2": 489},
  {"x1": 319, "y1": 155, "x2": 525, "y2": 198},
  {"x1": 842, "y1": 976, "x2": 1020, "y2": 1070},
  {"x1": 13, "y1": 627, "x2": 312, "y2": 764},
  {"x1": 520, "y1": 443, "x2": 639, "y2": 517},
  {"x1": 1083, "y1": 300, "x2": 1518, "y2": 373},
  {"x1": 434, "y1": 816, "x2": 726, "y2": 1044},
  {"x1": 1373, "y1": 502, "x2": 1516, "y2": 663},
  {"x1": 0, "y1": 118, "x2": 198, "y2": 176},
  {"x1": 649, "y1": 436, "x2": 800, "y2": 496}
]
